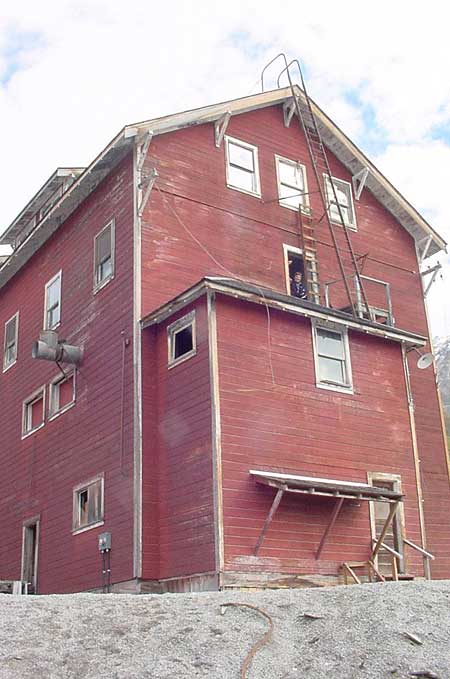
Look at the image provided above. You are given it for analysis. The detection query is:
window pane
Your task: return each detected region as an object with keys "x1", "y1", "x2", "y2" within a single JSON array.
[
  {"x1": 319, "y1": 356, "x2": 345, "y2": 384},
  {"x1": 228, "y1": 165, "x2": 255, "y2": 192},
  {"x1": 79, "y1": 490, "x2": 89, "y2": 525},
  {"x1": 96, "y1": 228, "x2": 111, "y2": 262},
  {"x1": 280, "y1": 184, "x2": 302, "y2": 209},
  {"x1": 317, "y1": 329, "x2": 345, "y2": 359},
  {"x1": 279, "y1": 160, "x2": 303, "y2": 189},
  {"x1": 5, "y1": 317, "x2": 16, "y2": 345},
  {"x1": 99, "y1": 256, "x2": 112, "y2": 282},
  {"x1": 47, "y1": 278, "x2": 60, "y2": 308},
  {"x1": 228, "y1": 142, "x2": 254, "y2": 171},
  {"x1": 174, "y1": 325, "x2": 193, "y2": 359}
]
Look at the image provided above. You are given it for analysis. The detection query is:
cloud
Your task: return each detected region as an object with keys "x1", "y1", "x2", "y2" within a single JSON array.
[{"x1": 1, "y1": 0, "x2": 450, "y2": 336}]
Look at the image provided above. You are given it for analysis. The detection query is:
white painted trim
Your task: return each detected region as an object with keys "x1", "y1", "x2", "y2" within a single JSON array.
[
  {"x1": 282, "y1": 243, "x2": 304, "y2": 296},
  {"x1": 43, "y1": 270, "x2": 62, "y2": 330},
  {"x1": 207, "y1": 291, "x2": 224, "y2": 581},
  {"x1": 21, "y1": 385, "x2": 46, "y2": 438},
  {"x1": 311, "y1": 319, "x2": 354, "y2": 394},
  {"x1": 93, "y1": 219, "x2": 115, "y2": 293},
  {"x1": 167, "y1": 310, "x2": 197, "y2": 368},
  {"x1": 3, "y1": 310, "x2": 19, "y2": 372},
  {"x1": 132, "y1": 141, "x2": 143, "y2": 579},
  {"x1": 224, "y1": 135, "x2": 261, "y2": 198},
  {"x1": 72, "y1": 474, "x2": 105, "y2": 533},
  {"x1": 323, "y1": 174, "x2": 357, "y2": 231},
  {"x1": 274, "y1": 154, "x2": 309, "y2": 212},
  {"x1": 48, "y1": 369, "x2": 76, "y2": 420}
]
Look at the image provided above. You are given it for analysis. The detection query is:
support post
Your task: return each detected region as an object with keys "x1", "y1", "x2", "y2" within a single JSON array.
[
  {"x1": 254, "y1": 487, "x2": 285, "y2": 556},
  {"x1": 371, "y1": 501, "x2": 399, "y2": 560},
  {"x1": 315, "y1": 497, "x2": 345, "y2": 559}
]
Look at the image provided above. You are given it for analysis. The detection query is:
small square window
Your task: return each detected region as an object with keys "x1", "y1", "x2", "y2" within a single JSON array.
[
  {"x1": 73, "y1": 476, "x2": 104, "y2": 533},
  {"x1": 275, "y1": 156, "x2": 309, "y2": 211},
  {"x1": 225, "y1": 136, "x2": 261, "y2": 197},
  {"x1": 312, "y1": 322, "x2": 353, "y2": 393},
  {"x1": 94, "y1": 220, "x2": 115, "y2": 291},
  {"x1": 49, "y1": 370, "x2": 76, "y2": 419},
  {"x1": 22, "y1": 387, "x2": 45, "y2": 437},
  {"x1": 3, "y1": 311, "x2": 19, "y2": 372},
  {"x1": 324, "y1": 175, "x2": 356, "y2": 229},
  {"x1": 44, "y1": 271, "x2": 62, "y2": 330},
  {"x1": 167, "y1": 311, "x2": 196, "y2": 368}
]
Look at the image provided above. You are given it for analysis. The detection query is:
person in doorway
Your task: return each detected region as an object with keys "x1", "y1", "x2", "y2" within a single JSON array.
[{"x1": 290, "y1": 270, "x2": 307, "y2": 299}]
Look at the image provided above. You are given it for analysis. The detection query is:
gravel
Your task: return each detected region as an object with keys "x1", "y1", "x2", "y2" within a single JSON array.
[{"x1": 0, "y1": 580, "x2": 449, "y2": 678}]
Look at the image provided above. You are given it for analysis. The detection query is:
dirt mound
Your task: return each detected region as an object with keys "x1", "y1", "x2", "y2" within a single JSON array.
[{"x1": 0, "y1": 581, "x2": 449, "y2": 678}]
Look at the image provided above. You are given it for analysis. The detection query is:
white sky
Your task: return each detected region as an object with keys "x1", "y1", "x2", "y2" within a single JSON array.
[{"x1": 1, "y1": 0, "x2": 449, "y2": 337}]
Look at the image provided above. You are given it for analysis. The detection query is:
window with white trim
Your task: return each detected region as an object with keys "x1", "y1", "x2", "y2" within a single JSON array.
[
  {"x1": 324, "y1": 175, "x2": 356, "y2": 229},
  {"x1": 94, "y1": 220, "x2": 115, "y2": 291},
  {"x1": 73, "y1": 476, "x2": 104, "y2": 533},
  {"x1": 312, "y1": 322, "x2": 353, "y2": 392},
  {"x1": 168, "y1": 311, "x2": 196, "y2": 368},
  {"x1": 49, "y1": 370, "x2": 76, "y2": 419},
  {"x1": 44, "y1": 271, "x2": 62, "y2": 329},
  {"x1": 275, "y1": 156, "x2": 309, "y2": 211},
  {"x1": 225, "y1": 136, "x2": 261, "y2": 197},
  {"x1": 22, "y1": 387, "x2": 45, "y2": 437},
  {"x1": 3, "y1": 311, "x2": 19, "y2": 371}
]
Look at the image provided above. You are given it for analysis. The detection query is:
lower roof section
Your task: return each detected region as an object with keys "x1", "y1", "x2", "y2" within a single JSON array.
[
  {"x1": 141, "y1": 276, "x2": 427, "y2": 348},
  {"x1": 249, "y1": 470, "x2": 404, "y2": 503}
]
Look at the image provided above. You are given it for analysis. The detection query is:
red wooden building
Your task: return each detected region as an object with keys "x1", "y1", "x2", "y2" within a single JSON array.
[{"x1": 1, "y1": 82, "x2": 449, "y2": 594}]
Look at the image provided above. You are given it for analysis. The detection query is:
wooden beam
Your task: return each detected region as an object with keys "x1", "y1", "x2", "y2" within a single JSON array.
[
  {"x1": 315, "y1": 497, "x2": 345, "y2": 559},
  {"x1": 254, "y1": 488, "x2": 285, "y2": 556},
  {"x1": 371, "y1": 501, "x2": 399, "y2": 560}
]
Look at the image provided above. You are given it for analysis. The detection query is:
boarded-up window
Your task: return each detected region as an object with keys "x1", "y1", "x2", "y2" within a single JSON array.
[
  {"x1": 94, "y1": 221, "x2": 115, "y2": 289},
  {"x1": 3, "y1": 312, "x2": 18, "y2": 371},
  {"x1": 49, "y1": 371, "x2": 75, "y2": 418},
  {"x1": 167, "y1": 311, "x2": 196, "y2": 368},
  {"x1": 44, "y1": 272, "x2": 62, "y2": 329},
  {"x1": 73, "y1": 477, "x2": 104, "y2": 532},
  {"x1": 22, "y1": 388, "x2": 45, "y2": 437}
]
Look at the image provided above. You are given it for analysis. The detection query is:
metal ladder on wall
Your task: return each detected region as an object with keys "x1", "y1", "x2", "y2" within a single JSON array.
[{"x1": 262, "y1": 55, "x2": 371, "y2": 317}]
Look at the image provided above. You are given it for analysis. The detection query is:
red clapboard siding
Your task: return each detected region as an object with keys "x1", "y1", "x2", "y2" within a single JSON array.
[
  {"x1": 215, "y1": 295, "x2": 424, "y2": 576},
  {"x1": 0, "y1": 153, "x2": 136, "y2": 593},
  {"x1": 141, "y1": 298, "x2": 215, "y2": 580}
]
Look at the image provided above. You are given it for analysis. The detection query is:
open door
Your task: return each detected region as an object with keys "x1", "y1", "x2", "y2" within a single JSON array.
[{"x1": 21, "y1": 518, "x2": 39, "y2": 593}]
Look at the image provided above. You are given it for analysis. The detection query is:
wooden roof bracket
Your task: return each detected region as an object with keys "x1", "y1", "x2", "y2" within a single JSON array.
[
  {"x1": 315, "y1": 497, "x2": 345, "y2": 559},
  {"x1": 214, "y1": 111, "x2": 231, "y2": 148},
  {"x1": 138, "y1": 167, "x2": 158, "y2": 218},
  {"x1": 352, "y1": 167, "x2": 370, "y2": 201},
  {"x1": 283, "y1": 98, "x2": 296, "y2": 128},
  {"x1": 254, "y1": 486, "x2": 285, "y2": 555},
  {"x1": 417, "y1": 234, "x2": 433, "y2": 263},
  {"x1": 137, "y1": 130, "x2": 154, "y2": 174},
  {"x1": 421, "y1": 262, "x2": 441, "y2": 297}
]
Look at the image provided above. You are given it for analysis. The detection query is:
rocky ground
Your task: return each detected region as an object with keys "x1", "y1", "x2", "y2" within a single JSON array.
[{"x1": 0, "y1": 580, "x2": 449, "y2": 678}]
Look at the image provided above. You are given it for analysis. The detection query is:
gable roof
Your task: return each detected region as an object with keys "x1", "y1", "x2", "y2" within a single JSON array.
[{"x1": 0, "y1": 86, "x2": 445, "y2": 289}]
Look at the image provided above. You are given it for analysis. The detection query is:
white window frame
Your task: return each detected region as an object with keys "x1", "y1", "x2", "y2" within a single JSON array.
[
  {"x1": 43, "y1": 270, "x2": 62, "y2": 330},
  {"x1": 3, "y1": 311, "x2": 19, "y2": 372},
  {"x1": 224, "y1": 135, "x2": 261, "y2": 198},
  {"x1": 72, "y1": 474, "x2": 104, "y2": 534},
  {"x1": 167, "y1": 310, "x2": 196, "y2": 368},
  {"x1": 93, "y1": 219, "x2": 115, "y2": 293},
  {"x1": 22, "y1": 386, "x2": 46, "y2": 439},
  {"x1": 324, "y1": 175, "x2": 357, "y2": 230},
  {"x1": 275, "y1": 155, "x2": 309, "y2": 212},
  {"x1": 48, "y1": 369, "x2": 76, "y2": 420},
  {"x1": 312, "y1": 320, "x2": 353, "y2": 393},
  {"x1": 282, "y1": 244, "x2": 304, "y2": 295}
]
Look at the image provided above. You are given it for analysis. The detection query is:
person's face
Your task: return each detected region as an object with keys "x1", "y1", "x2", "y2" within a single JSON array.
[{"x1": 294, "y1": 272, "x2": 302, "y2": 282}]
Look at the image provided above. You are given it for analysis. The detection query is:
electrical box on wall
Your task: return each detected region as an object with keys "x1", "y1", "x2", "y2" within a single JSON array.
[{"x1": 98, "y1": 532, "x2": 111, "y2": 552}]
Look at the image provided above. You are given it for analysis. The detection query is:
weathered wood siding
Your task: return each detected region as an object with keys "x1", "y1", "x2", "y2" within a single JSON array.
[
  {"x1": 214, "y1": 295, "x2": 424, "y2": 576},
  {"x1": 141, "y1": 298, "x2": 215, "y2": 581},
  {"x1": 139, "y1": 103, "x2": 450, "y2": 580},
  {"x1": 0, "y1": 154, "x2": 135, "y2": 593}
]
